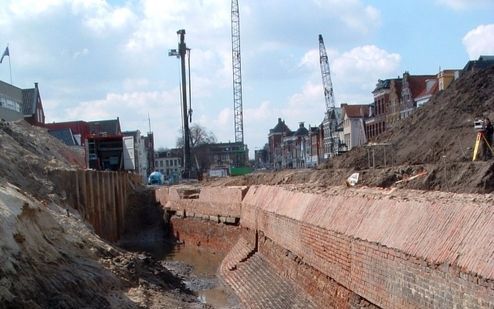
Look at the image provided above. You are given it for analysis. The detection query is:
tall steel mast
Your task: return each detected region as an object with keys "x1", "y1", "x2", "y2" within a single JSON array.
[
  {"x1": 231, "y1": 0, "x2": 244, "y2": 143},
  {"x1": 319, "y1": 34, "x2": 340, "y2": 157},
  {"x1": 319, "y1": 34, "x2": 335, "y2": 114}
]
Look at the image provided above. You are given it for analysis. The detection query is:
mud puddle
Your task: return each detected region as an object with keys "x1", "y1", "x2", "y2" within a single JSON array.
[{"x1": 121, "y1": 240, "x2": 240, "y2": 308}]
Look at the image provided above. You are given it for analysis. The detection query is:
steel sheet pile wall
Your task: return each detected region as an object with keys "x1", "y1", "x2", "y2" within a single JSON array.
[
  {"x1": 242, "y1": 185, "x2": 494, "y2": 308},
  {"x1": 51, "y1": 170, "x2": 139, "y2": 242}
]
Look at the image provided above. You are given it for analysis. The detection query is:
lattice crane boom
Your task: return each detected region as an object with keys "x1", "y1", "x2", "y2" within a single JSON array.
[
  {"x1": 318, "y1": 34, "x2": 335, "y2": 113},
  {"x1": 232, "y1": 0, "x2": 244, "y2": 143}
]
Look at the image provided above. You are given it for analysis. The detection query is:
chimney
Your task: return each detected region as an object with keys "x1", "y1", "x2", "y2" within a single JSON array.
[
  {"x1": 299, "y1": 122, "x2": 304, "y2": 128},
  {"x1": 278, "y1": 117, "x2": 282, "y2": 123},
  {"x1": 34, "y1": 82, "x2": 38, "y2": 88}
]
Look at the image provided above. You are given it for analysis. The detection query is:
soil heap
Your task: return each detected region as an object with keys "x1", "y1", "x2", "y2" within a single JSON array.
[
  {"x1": 0, "y1": 121, "x2": 210, "y2": 308},
  {"x1": 214, "y1": 67, "x2": 494, "y2": 193}
]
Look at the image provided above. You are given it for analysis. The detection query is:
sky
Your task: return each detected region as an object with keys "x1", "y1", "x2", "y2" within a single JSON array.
[{"x1": 0, "y1": 0, "x2": 493, "y2": 156}]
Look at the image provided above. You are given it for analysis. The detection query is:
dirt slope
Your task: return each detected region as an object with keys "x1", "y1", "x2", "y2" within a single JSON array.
[
  {"x1": 215, "y1": 67, "x2": 494, "y2": 193},
  {"x1": 0, "y1": 120, "x2": 210, "y2": 308},
  {"x1": 337, "y1": 66, "x2": 494, "y2": 167}
]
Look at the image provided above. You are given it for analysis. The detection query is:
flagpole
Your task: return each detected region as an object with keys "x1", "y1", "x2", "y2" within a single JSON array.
[{"x1": 7, "y1": 44, "x2": 12, "y2": 84}]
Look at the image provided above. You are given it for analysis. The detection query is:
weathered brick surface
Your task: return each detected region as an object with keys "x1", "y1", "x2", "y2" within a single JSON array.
[
  {"x1": 170, "y1": 217, "x2": 241, "y2": 253},
  {"x1": 242, "y1": 185, "x2": 494, "y2": 308},
  {"x1": 220, "y1": 237, "x2": 318, "y2": 309},
  {"x1": 166, "y1": 199, "x2": 241, "y2": 218},
  {"x1": 199, "y1": 186, "x2": 248, "y2": 204},
  {"x1": 156, "y1": 186, "x2": 245, "y2": 218},
  {"x1": 258, "y1": 233, "x2": 379, "y2": 309}
]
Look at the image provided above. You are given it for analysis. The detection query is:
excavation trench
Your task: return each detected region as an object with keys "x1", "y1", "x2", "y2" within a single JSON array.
[{"x1": 118, "y1": 188, "x2": 241, "y2": 308}]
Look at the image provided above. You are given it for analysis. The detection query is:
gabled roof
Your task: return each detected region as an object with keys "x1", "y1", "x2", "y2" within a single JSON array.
[
  {"x1": 373, "y1": 78, "x2": 401, "y2": 93},
  {"x1": 48, "y1": 128, "x2": 78, "y2": 146},
  {"x1": 415, "y1": 79, "x2": 439, "y2": 100},
  {"x1": 405, "y1": 75, "x2": 435, "y2": 98},
  {"x1": 88, "y1": 118, "x2": 121, "y2": 136},
  {"x1": 295, "y1": 122, "x2": 309, "y2": 136},
  {"x1": 341, "y1": 104, "x2": 371, "y2": 118},
  {"x1": 269, "y1": 118, "x2": 291, "y2": 134}
]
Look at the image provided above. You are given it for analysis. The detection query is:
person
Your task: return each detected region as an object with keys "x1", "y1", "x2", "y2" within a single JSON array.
[{"x1": 483, "y1": 117, "x2": 493, "y2": 160}]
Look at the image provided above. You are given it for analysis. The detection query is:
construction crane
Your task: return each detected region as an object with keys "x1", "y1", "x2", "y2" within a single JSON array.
[
  {"x1": 318, "y1": 34, "x2": 340, "y2": 158},
  {"x1": 231, "y1": 0, "x2": 244, "y2": 144}
]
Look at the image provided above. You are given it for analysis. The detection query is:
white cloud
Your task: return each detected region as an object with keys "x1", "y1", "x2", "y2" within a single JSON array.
[
  {"x1": 463, "y1": 24, "x2": 494, "y2": 59},
  {"x1": 287, "y1": 45, "x2": 401, "y2": 125},
  {"x1": 126, "y1": 0, "x2": 230, "y2": 52},
  {"x1": 436, "y1": 0, "x2": 491, "y2": 10},
  {"x1": 312, "y1": 0, "x2": 381, "y2": 34},
  {"x1": 48, "y1": 89, "x2": 182, "y2": 147}
]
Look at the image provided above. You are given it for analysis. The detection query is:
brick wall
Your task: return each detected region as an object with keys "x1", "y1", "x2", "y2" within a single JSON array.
[
  {"x1": 242, "y1": 185, "x2": 494, "y2": 308},
  {"x1": 170, "y1": 217, "x2": 241, "y2": 254},
  {"x1": 157, "y1": 184, "x2": 494, "y2": 308}
]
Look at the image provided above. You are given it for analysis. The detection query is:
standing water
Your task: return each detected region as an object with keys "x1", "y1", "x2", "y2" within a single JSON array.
[{"x1": 122, "y1": 239, "x2": 240, "y2": 308}]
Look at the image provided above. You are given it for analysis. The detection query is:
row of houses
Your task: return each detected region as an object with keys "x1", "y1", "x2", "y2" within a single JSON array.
[
  {"x1": 155, "y1": 142, "x2": 249, "y2": 180},
  {"x1": 257, "y1": 55, "x2": 494, "y2": 169}
]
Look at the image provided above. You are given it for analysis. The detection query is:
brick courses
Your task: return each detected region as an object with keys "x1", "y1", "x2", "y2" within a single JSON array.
[
  {"x1": 157, "y1": 184, "x2": 494, "y2": 308},
  {"x1": 243, "y1": 185, "x2": 494, "y2": 308}
]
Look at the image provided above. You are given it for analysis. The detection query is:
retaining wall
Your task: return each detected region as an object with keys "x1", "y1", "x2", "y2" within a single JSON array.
[
  {"x1": 242, "y1": 185, "x2": 494, "y2": 308},
  {"x1": 50, "y1": 170, "x2": 141, "y2": 241},
  {"x1": 157, "y1": 184, "x2": 494, "y2": 308}
]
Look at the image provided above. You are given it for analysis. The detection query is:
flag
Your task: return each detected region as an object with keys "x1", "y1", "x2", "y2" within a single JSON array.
[{"x1": 0, "y1": 46, "x2": 9, "y2": 64}]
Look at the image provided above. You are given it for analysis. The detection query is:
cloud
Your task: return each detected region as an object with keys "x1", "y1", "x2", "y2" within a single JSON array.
[
  {"x1": 463, "y1": 24, "x2": 494, "y2": 59},
  {"x1": 46, "y1": 89, "x2": 182, "y2": 146},
  {"x1": 313, "y1": 0, "x2": 381, "y2": 35},
  {"x1": 436, "y1": 0, "x2": 492, "y2": 10},
  {"x1": 286, "y1": 45, "x2": 401, "y2": 127}
]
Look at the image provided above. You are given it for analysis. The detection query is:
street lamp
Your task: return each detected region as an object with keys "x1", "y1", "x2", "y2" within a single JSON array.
[{"x1": 169, "y1": 29, "x2": 192, "y2": 179}]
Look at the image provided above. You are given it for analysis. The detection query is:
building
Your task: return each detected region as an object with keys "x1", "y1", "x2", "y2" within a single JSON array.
[
  {"x1": 463, "y1": 55, "x2": 494, "y2": 72},
  {"x1": 400, "y1": 73, "x2": 435, "y2": 119},
  {"x1": 268, "y1": 118, "x2": 291, "y2": 169},
  {"x1": 155, "y1": 148, "x2": 182, "y2": 182},
  {"x1": 45, "y1": 121, "x2": 89, "y2": 146},
  {"x1": 22, "y1": 82, "x2": 45, "y2": 126},
  {"x1": 0, "y1": 80, "x2": 44, "y2": 125},
  {"x1": 86, "y1": 118, "x2": 123, "y2": 170},
  {"x1": 438, "y1": 69, "x2": 460, "y2": 91},
  {"x1": 341, "y1": 104, "x2": 370, "y2": 150},
  {"x1": 123, "y1": 130, "x2": 149, "y2": 183},
  {"x1": 322, "y1": 108, "x2": 343, "y2": 158},
  {"x1": 415, "y1": 78, "x2": 439, "y2": 107},
  {"x1": 144, "y1": 132, "x2": 155, "y2": 176},
  {"x1": 366, "y1": 78, "x2": 401, "y2": 140},
  {"x1": 307, "y1": 125, "x2": 322, "y2": 167},
  {"x1": 254, "y1": 144, "x2": 269, "y2": 168}
]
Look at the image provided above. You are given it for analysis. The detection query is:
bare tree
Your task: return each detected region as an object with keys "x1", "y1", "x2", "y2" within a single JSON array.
[{"x1": 176, "y1": 124, "x2": 217, "y2": 148}]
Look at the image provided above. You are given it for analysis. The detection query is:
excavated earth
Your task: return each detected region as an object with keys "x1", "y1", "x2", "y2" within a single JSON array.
[
  {"x1": 216, "y1": 67, "x2": 494, "y2": 193},
  {"x1": 0, "y1": 66, "x2": 493, "y2": 308},
  {"x1": 0, "y1": 121, "x2": 212, "y2": 309}
]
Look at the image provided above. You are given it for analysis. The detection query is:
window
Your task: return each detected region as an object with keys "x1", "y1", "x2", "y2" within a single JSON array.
[{"x1": 159, "y1": 160, "x2": 163, "y2": 167}]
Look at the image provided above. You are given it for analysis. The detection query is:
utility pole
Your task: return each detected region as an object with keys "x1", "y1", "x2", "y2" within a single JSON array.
[{"x1": 170, "y1": 29, "x2": 192, "y2": 178}]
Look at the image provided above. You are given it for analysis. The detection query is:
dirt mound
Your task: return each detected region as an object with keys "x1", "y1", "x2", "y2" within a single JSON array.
[
  {"x1": 0, "y1": 121, "x2": 210, "y2": 307},
  {"x1": 215, "y1": 68, "x2": 494, "y2": 193},
  {"x1": 338, "y1": 67, "x2": 494, "y2": 166},
  {"x1": 0, "y1": 120, "x2": 84, "y2": 199},
  {"x1": 322, "y1": 67, "x2": 494, "y2": 192}
]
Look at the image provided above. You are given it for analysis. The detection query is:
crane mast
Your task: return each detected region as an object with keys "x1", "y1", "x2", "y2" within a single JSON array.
[
  {"x1": 231, "y1": 0, "x2": 244, "y2": 143},
  {"x1": 318, "y1": 34, "x2": 340, "y2": 158},
  {"x1": 318, "y1": 34, "x2": 335, "y2": 113}
]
